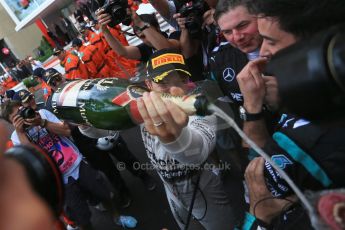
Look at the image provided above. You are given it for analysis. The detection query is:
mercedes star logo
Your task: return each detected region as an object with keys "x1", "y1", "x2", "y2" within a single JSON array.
[{"x1": 223, "y1": 67, "x2": 236, "y2": 82}]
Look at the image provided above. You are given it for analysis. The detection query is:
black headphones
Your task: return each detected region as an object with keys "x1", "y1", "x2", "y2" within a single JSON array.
[{"x1": 5, "y1": 145, "x2": 64, "y2": 217}]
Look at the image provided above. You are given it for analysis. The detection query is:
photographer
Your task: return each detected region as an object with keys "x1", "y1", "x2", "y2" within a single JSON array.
[
  {"x1": 13, "y1": 89, "x2": 46, "y2": 112},
  {"x1": 2, "y1": 98, "x2": 137, "y2": 229},
  {"x1": 172, "y1": 1, "x2": 228, "y2": 81},
  {"x1": 0, "y1": 121, "x2": 56, "y2": 230},
  {"x1": 148, "y1": 0, "x2": 217, "y2": 30},
  {"x1": 235, "y1": 0, "x2": 345, "y2": 228},
  {"x1": 96, "y1": 9, "x2": 180, "y2": 62}
]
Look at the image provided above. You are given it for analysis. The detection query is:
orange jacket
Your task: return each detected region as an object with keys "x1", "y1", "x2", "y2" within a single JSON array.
[
  {"x1": 3, "y1": 77, "x2": 18, "y2": 90},
  {"x1": 102, "y1": 27, "x2": 139, "y2": 78},
  {"x1": 88, "y1": 32, "x2": 107, "y2": 54},
  {"x1": 128, "y1": 0, "x2": 139, "y2": 11},
  {"x1": 108, "y1": 26, "x2": 129, "y2": 46},
  {"x1": 60, "y1": 51, "x2": 89, "y2": 80},
  {"x1": 41, "y1": 81, "x2": 52, "y2": 102},
  {"x1": 79, "y1": 45, "x2": 113, "y2": 78}
]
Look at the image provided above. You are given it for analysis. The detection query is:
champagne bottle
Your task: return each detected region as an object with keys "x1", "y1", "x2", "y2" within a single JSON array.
[{"x1": 50, "y1": 78, "x2": 210, "y2": 130}]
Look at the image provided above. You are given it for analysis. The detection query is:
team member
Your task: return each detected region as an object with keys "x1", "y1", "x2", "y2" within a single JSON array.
[
  {"x1": 53, "y1": 48, "x2": 90, "y2": 80},
  {"x1": 72, "y1": 38, "x2": 113, "y2": 78},
  {"x1": 237, "y1": 0, "x2": 345, "y2": 228}
]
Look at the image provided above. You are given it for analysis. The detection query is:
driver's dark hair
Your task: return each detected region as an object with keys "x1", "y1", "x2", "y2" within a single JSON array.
[
  {"x1": 247, "y1": 0, "x2": 345, "y2": 39},
  {"x1": 0, "y1": 100, "x2": 22, "y2": 123},
  {"x1": 214, "y1": 0, "x2": 251, "y2": 22}
]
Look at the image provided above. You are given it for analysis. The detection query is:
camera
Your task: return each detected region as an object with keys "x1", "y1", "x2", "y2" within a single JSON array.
[
  {"x1": 17, "y1": 107, "x2": 36, "y2": 119},
  {"x1": 17, "y1": 107, "x2": 36, "y2": 129},
  {"x1": 266, "y1": 24, "x2": 345, "y2": 122},
  {"x1": 178, "y1": 0, "x2": 208, "y2": 39},
  {"x1": 100, "y1": 0, "x2": 132, "y2": 27}
]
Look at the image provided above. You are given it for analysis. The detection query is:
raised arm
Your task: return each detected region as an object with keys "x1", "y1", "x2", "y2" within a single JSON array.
[
  {"x1": 132, "y1": 11, "x2": 180, "y2": 51},
  {"x1": 148, "y1": 0, "x2": 171, "y2": 19},
  {"x1": 96, "y1": 9, "x2": 142, "y2": 60},
  {"x1": 237, "y1": 58, "x2": 270, "y2": 148},
  {"x1": 174, "y1": 13, "x2": 200, "y2": 58}
]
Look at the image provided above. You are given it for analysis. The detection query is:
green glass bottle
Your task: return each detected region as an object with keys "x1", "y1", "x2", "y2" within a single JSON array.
[{"x1": 50, "y1": 78, "x2": 210, "y2": 130}]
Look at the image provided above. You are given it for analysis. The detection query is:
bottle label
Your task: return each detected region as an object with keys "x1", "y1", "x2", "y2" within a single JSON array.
[
  {"x1": 56, "y1": 80, "x2": 85, "y2": 107},
  {"x1": 52, "y1": 78, "x2": 145, "y2": 128}
]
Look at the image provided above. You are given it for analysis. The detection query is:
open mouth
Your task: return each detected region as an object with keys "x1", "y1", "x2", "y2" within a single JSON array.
[{"x1": 334, "y1": 202, "x2": 345, "y2": 227}]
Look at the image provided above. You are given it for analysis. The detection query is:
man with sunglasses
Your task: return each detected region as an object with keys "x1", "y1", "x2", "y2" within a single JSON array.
[
  {"x1": 40, "y1": 68, "x2": 65, "y2": 111},
  {"x1": 12, "y1": 89, "x2": 41, "y2": 111},
  {"x1": 32, "y1": 68, "x2": 52, "y2": 102}
]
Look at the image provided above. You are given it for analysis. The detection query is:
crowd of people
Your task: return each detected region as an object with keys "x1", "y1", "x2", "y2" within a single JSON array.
[
  {"x1": 0, "y1": 0, "x2": 345, "y2": 229},
  {"x1": 0, "y1": 56, "x2": 44, "y2": 101}
]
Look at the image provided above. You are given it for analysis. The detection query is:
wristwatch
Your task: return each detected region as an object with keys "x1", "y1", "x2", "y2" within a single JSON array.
[
  {"x1": 40, "y1": 119, "x2": 47, "y2": 128},
  {"x1": 239, "y1": 106, "x2": 263, "y2": 121},
  {"x1": 137, "y1": 23, "x2": 150, "y2": 32}
]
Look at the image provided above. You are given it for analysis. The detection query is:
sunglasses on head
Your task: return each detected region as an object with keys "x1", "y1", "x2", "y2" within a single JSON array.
[
  {"x1": 23, "y1": 95, "x2": 34, "y2": 103},
  {"x1": 48, "y1": 75, "x2": 62, "y2": 87}
]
